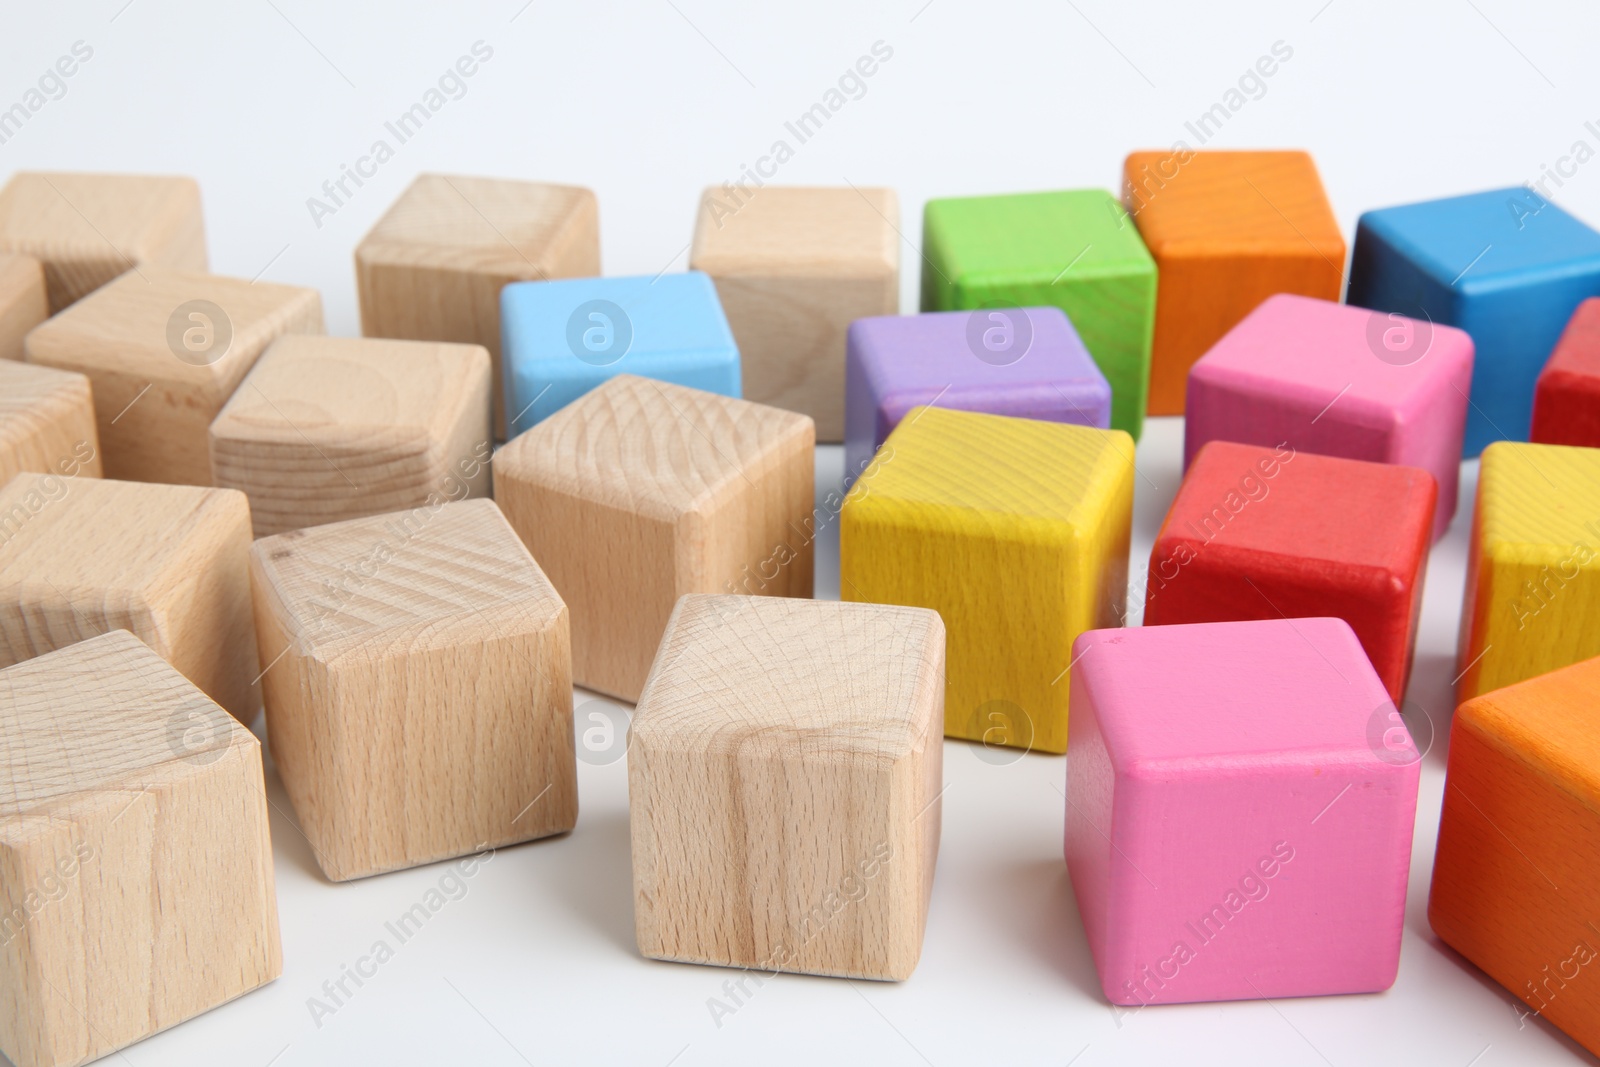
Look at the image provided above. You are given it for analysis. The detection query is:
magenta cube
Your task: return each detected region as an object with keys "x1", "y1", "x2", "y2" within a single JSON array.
[
  {"x1": 1185, "y1": 294, "x2": 1474, "y2": 542},
  {"x1": 1065, "y1": 617, "x2": 1420, "y2": 1006},
  {"x1": 844, "y1": 308, "x2": 1111, "y2": 485}
]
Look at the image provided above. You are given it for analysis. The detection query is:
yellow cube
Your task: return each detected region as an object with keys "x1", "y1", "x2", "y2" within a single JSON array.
[
  {"x1": 1458, "y1": 441, "x2": 1600, "y2": 700},
  {"x1": 840, "y1": 406, "x2": 1134, "y2": 753}
]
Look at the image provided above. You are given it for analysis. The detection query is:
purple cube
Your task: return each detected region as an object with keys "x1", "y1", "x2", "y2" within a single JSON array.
[{"x1": 844, "y1": 308, "x2": 1112, "y2": 485}]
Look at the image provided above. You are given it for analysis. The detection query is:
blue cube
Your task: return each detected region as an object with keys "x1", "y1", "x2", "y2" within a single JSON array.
[
  {"x1": 501, "y1": 271, "x2": 741, "y2": 436},
  {"x1": 1347, "y1": 187, "x2": 1600, "y2": 456}
]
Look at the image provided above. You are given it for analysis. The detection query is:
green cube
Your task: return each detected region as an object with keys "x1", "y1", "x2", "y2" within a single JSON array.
[{"x1": 921, "y1": 190, "x2": 1157, "y2": 439}]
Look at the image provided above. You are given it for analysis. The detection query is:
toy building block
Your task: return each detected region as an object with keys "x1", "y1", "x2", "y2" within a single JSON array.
[
  {"x1": 1144, "y1": 442, "x2": 1435, "y2": 703},
  {"x1": 1457, "y1": 441, "x2": 1600, "y2": 701},
  {"x1": 1430, "y1": 653, "x2": 1600, "y2": 1056},
  {"x1": 0, "y1": 172, "x2": 207, "y2": 312},
  {"x1": 355, "y1": 174, "x2": 599, "y2": 439},
  {"x1": 250, "y1": 499, "x2": 575, "y2": 881},
  {"x1": 841, "y1": 406, "x2": 1134, "y2": 754},
  {"x1": 0, "y1": 253, "x2": 47, "y2": 360},
  {"x1": 494, "y1": 374, "x2": 813, "y2": 703},
  {"x1": 1348, "y1": 187, "x2": 1600, "y2": 455},
  {"x1": 0, "y1": 475, "x2": 256, "y2": 720},
  {"x1": 24, "y1": 267, "x2": 323, "y2": 485},
  {"x1": 1185, "y1": 294, "x2": 1471, "y2": 543},
  {"x1": 689, "y1": 185, "x2": 899, "y2": 442},
  {"x1": 0, "y1": 362, "x2": 101, "y2": 487},
  {"x1": 921, "y1": 189, "x2": 1155, "y2": 438},
  {"x1": 210, "y1": 335, "x2": 491, "y2": 537},
  {"x1": 1066, "y1": 618, "x2": 1420, "y2": 1005},
  {"x1": 1532, "y1": 297, "x2": 1600, "y2": 448},
  {"x1": 844, "y1": 308, "x2": 1111, "y2": 488},
  {"x1": 0, "y1": 631, "x2": 281, "y2": 1067},
  {"x1": 1123, "y1": 150, "x2": 1344, "y2": 415},
  {"x1": 500, "y1": 271, "x2": 741, "y2": 437},
  {"x1": 630, "y1": 595, "x2": 944, "y2": 980}
]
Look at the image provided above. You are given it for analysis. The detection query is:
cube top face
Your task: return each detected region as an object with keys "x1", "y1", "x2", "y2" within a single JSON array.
[
  {"x1": 496, "y1": 374, "x2": 813, "y2": 521},
  {"x1": 1477, "y1": 441, "x2": 1600, "y2": 556},
  {"x1": 356, "y1": 173, "x2": 597, "y2": 276},
  {"x1": 922, "y1": 189, "x2": 1155, "y2": 284},
  {"x1": 691, "y1": 185, "x2": 897, "y2": 275},
  {"x1": 502, "y1": 270, "x2": 736, "y2": 369},
  {"x1": 1459, "y1": 655, "x2": 1600, "y2": 805}
]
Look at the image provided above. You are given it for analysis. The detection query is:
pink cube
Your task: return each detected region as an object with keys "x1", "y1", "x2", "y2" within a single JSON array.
[
  {"x1": 1185, "y1": 294, "x2": 1473, "y2": 542},
  {"x1": 1065, "y1": 617, "x2": 1420, "y2": 1006}
]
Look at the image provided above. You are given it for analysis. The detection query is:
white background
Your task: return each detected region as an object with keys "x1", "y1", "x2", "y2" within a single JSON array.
[{"x1": 6, "y1": 1, "x2": 1600, "y2": 1063}]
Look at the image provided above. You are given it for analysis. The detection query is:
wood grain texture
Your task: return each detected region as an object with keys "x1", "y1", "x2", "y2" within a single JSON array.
[
  {"x1": 630, "y1": 594, "x2": 944, "y2": 980},
  {"x1": 1457, "y1": 441, "x2": 1600, "y2": 700},
  {"x1": 494, "y1": 374, "x2": 815, "y2": 703},
  {"x1": 0, "y1": 173, "x2": 207, "y2": 312},
  {"x1": 1123, "y1": 150, "x2": 1344, "y2": 415},
  {"x1": 0, "y1": 631, "x2": 280, "y2": 1067},
  {"x1": 0, "y1": 253, "x2": 47, "y2": 361},
  {"x1": 1532, "y1": 296, "x2": 1600, "y2": 448},
  {"x1": 840, "y1": 406, "x2": 1134, "y2": 754},
  {"x1": 0, "y1": 362, "x2": 102, "y2": 487},
  {"x1": 1430, "y1": 654, "x2": 1600, "y2": 1057},
  {"x1": 0, "y1": 474, "x2": 256, "y2": 721},
  {"x1": 690, "y1": 186, "x2": 899, "y2": 442},
  {"x1": 210, "y1": 335, "x2": 491, "y2": 537},
  {"x1": 354, "y1": 173, "x2": 600, "y2": 439},
  {"x1": 24, "y1": 267, "x2": 323, "y2": 486},
  {"x1": 249, "y1": 499, "x2": 575, "y2": 881}
]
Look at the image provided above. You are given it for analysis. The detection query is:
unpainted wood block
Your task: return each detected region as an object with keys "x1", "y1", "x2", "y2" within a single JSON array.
[
  {"x1": 0, "y1": 173, "x2": 207, "y2": 312},
  {"x1": 1532, "y1": 297, "x2": 1600, "y2": 448},
  {"x1": 0, "y1": 474, "x2": 256, "y2": 721},
  {"x1": 1457, "y1": 441, "x2": 1600, "y2": 700},
  {"x1": 249, "y1": 499, "x2": 576, "y2": 881},
  {"x1": 0, "y1": 362, "x2": 101, "y2": 487},
  {"x1": 630, "y1": 594, "x2": 944, "y2": 980},
  {"x1": 210, "y1": 335, "x2": 491, "y2": 537},
  {"x1": 690, "y1": 186, "x2": 899, "y2": 441},
  {"x1": 494, "y1": 374, "x2": 815, "y2": 703},
  {"x1": 1430, "y1": 653, "x2": 1600, "y2": 1056},
  {"x1": 840, "y1": 406, "x2": 1134, "y2": 754},
  {"x1": 354, "y1": 173, "x2": 600, "y2": 439},
  {"x1": 24, "y1": 267, "x2": 323, "y2": 485},
  {"x1": 0, "y1": 253, "x2": 47, "y2": 360},
  {"x1": 0, "y1": 630, "x2": 281, "y2": 1067}
]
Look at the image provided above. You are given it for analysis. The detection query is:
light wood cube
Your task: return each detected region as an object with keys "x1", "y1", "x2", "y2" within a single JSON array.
[
  {"x1": 0, "y1": 475, "x2": 256, "y2": 721},
  {"x1": 25, "y1": 267, "x2": 323, "y2": 485},
  {"x1": 690, "y1": 186, "x2": 899, "y2": 441},
  {"x1": 630, "y1": 595, "x2": 944, "y2": 980},
  {"x1": 0, "y1": 173, "x2": 207, "y2": 312},
  {"x1": 210, "y1": 335, "x2": 491, "y2": 537},
  {"x1": 0, "y1": 362, "x2": 101, "y2": 487},
  {"x1": 250, "y1": 499, "x2": 576, "y2": 881},
  {"x1": 494, "y1": 374, "x2": 815, "y2": 702},
  {"x1": 0, "y1": 630, "x2": 281, "y2": 1067},
  {"x1": 0, "y1": 253, "x2": 47, "y2": 360},
  {"x1": 355, "y1": 173, "x2": 600, "y2": 439}
]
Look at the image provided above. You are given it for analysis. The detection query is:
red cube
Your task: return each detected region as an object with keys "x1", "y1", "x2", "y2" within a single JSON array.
[
  {"x1": 1531, "y1": 297, "x2": 1600, "y2": 448},
  {"x1": 1143, "y1": 441, "x2": 1436, "y2": 702}
]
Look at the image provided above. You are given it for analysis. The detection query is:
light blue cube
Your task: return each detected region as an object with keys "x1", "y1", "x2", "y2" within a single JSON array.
[{"x1": 501, "y1": 271, "x2": 742, "y2": 436}]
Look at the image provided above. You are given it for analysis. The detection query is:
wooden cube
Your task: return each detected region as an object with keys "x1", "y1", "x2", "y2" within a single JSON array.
[
  {"x1": 24, "y1": 267, "x2": 323, "y2": 485},
  {"x1": 0, "y1": 253, "x2": 47, "y2": 360},
  {"x1": 0, "y1": 172, "x2": 207, "y2": 312},
  {"x1": 355, "y1": 174, "x2": 599, "y2": 439},
  {"x1": 494, "y1": 374, "x2": 814, "y2": 702},
  {"x1": 0, "y1": 475, "x2": 256, "y2": 720},
  {"x1": 1067, "y1": 618, "x2": 1418, "y2": 1004},
  {"x1": 209, "y1": 335, "x2": 491, "y2": 537},
  {"x1": 1532, "y1": 297, "x2": 1600, "y2": 448},
  {"x1": 0, "y1": 362, "x2": 101, "y2": 487},
  {"x1": 1145, "y1": 442, "x2": 1436, "y2": 703},
  {"x1": 1458, "y1": 441, "x2": 1600, "y2": 700},
  {"x1": 690, "y1": 186, "x2": 899, "y2": 442},
  {"x1": 1431, "y1": 653, "x2": 1600, "y2": 1055},
  {"x1": 1123, "y1": 150, "x2": 1344, "y2": 415},
  {"x1": 0, "y1": 630, "x2": 281, "y2": 1067},
  {"x1": 250, "y1": 499, "x2": 576, "y2": 881},
  {"x1": 841, "y1": 406, "x2": 1133, "y2": 754},
  {"x1": 630, "y1": 595, "x2": 944, "y2": 980}
]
